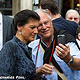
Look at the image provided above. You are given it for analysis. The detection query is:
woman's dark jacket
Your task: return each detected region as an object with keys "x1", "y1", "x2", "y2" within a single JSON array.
[{"x1": 0, "y1": 36, "x2": 36, "y2": 80}]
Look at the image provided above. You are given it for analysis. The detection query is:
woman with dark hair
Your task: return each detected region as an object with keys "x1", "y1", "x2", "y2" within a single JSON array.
[{"x1": 0, "y1": 9, "x2": 40, "y2": 80}]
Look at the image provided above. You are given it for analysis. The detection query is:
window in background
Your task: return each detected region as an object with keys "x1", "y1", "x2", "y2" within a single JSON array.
[{"x1": 0, "y1": 0, "x2": 12, "y2": 15}]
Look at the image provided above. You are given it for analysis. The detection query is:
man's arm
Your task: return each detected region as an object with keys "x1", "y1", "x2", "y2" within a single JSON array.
[{"x1": 56, "y1": 43, "x2": 80, "y2": 70}]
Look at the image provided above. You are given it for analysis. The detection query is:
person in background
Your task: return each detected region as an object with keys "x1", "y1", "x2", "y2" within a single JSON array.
[
  {"x1": 40, "y1": 0, "x2": 78, "y2": 38},
  {"x1": 28, "y1": 9, "x2": 80, "y2": 80},
  {"x1": 65, "y1": 9, "x2": 80, "y2": 24},
  {"x1": 76, "y1": 26, "x2": 80, "y2": 48},
  {"x1": 0, "y1": 12, "x2": 15, "y2": 50},
  {"x1": 0, "y1": 9, "x2": 40, "y2": 80}
]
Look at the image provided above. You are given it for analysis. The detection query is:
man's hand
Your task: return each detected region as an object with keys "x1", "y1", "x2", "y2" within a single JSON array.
[
  {"x1": 35, "y1": 64, "x2": 54, "y2": 79},
  {"x1": 36, "y1": 63, "x2": 54, "y2": 75},
  {"x1": 56, "y1": 44, "x2": 72, "y2": 63}
]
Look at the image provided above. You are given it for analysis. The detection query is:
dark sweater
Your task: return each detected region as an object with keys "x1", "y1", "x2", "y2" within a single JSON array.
[{"x1": 52, "y1": 17, "x2": 78, "y2": 38}]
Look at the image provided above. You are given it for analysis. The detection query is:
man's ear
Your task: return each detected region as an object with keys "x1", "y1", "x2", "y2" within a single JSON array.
[{"x1": 46, "y1": 9, "x2": 51, "y2": 15}]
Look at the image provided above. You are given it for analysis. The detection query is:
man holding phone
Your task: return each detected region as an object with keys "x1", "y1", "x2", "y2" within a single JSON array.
[
  {"x1": 28, "y1": 9, "x2": 80, "y2": 80},
  {"x1": 56, "y1": 42, "x2": 80, "y2": 70}
]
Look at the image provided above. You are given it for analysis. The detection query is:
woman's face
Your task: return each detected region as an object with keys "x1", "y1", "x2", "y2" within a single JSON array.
[
  {"x1": 17, "y1": 19, "x2": 39, "y2": 43},
  {"x1": 67, "y1": 13, "x2": 79, "y2": 24}
]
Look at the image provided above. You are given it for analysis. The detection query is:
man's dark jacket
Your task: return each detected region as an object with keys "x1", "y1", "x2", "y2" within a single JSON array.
[
  {"x1": 52, "y1": 17, "x2": 78, "y2": 38},
  {"x1": 3, "y1": 15, "x2": 15, "y2": 45}
]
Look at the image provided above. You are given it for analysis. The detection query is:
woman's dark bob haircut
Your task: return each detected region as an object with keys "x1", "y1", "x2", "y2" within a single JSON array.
[{"x1": 13, "y1": 9, "x2": 40, "y2": 31}]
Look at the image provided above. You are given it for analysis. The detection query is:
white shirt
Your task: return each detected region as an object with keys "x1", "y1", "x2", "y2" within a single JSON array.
[
  {"x1": 28, "y1": 39, "x2": 80, "y2": 80},
  {"x1": 0, "y1": 13, "x2": 3, "y2": 50}
]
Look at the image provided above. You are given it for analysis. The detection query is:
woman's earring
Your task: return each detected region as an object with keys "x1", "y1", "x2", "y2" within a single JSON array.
[{"x1": 19, "y1": 31, "x2": 22, "y2": 34}]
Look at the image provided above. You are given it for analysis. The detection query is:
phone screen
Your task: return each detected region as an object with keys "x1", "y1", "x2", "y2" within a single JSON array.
[{"x1": 57, "y1": 35, "x2": 65, "y2": 45}]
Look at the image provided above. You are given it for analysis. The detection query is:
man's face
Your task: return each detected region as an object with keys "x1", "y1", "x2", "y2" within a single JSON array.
[{"x1": 37, "y1": 11, "x2": 54, "y2": 39}]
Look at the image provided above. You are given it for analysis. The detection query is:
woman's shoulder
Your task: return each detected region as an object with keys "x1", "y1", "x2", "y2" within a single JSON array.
[
  {"x1": 4, "y1": 40, "x2": 18, "y2": 48},
  {"x1": 0, "y1": 40, "x2": 18, "y2": 55}
]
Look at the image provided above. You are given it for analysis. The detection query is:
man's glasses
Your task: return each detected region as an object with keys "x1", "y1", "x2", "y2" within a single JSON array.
[{"x1": 38, "y1": 20, "x2": 51, "y2": 29}]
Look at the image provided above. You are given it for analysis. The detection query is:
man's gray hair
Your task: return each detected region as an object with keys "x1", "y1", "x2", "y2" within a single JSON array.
[{"x1": 35, "y1": 9, "x2": 52, "y2": 20}]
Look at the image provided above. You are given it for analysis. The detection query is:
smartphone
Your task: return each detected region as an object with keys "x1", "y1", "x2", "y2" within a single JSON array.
[{"x1": 57, "y1": 35, "x2": 65, "y2": 45}]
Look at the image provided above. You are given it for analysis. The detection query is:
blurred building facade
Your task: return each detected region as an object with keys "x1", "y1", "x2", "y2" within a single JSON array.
[{"x1": 0, "y1": 0, "x2": 79, "y2": 17}]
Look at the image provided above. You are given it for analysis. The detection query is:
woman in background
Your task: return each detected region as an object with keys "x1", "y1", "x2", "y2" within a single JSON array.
[{"x1": 65, "y1": 9, "x2": 79, "y2": 24}]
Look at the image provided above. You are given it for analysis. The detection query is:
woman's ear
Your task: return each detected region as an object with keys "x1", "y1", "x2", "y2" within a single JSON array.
[{"x1": 17, "y1": 25, "x2": 23, "y2": 31}]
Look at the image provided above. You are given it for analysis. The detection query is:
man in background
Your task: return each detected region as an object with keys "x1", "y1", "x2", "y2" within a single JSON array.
[{"x1": 0, "y1": 12, "x2": 15, "y2": 50}]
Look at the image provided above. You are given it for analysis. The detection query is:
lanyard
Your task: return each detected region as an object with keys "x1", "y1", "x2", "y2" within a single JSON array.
[
  {"x1": 49, "y1": 38, "x2": 55, "y2": 64},
  {"x1": 36, "y1": 38, "x2": 55, "y2": 65},
  {"x1": 35, "y1": 39, "x2": 41, "y2": 64}
]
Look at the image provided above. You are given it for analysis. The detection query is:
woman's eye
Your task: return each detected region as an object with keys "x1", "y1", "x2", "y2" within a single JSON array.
[{"x1": 29, "y1": 26, "x2": 36, "y2": 29}]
